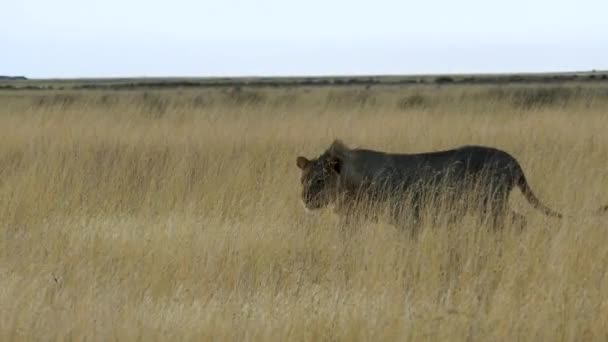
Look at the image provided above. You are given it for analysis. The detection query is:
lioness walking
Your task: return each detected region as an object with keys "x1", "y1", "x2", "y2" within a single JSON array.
[{"x1": 296, "y1": 140, "x2": 564, "y2": 230}]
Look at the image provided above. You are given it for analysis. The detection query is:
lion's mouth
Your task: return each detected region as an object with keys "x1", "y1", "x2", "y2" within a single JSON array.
[{"x1": 303, "y1": 200, "x2": 323, "y2": 211}]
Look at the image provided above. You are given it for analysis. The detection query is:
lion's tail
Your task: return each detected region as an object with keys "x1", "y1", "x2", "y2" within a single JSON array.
[{"x1": 516, "y1": 170, "x2": 563, "y2": 219}]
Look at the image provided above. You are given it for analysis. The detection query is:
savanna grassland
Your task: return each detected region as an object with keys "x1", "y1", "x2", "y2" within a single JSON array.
[{"x1": 1, "y1": 83, "x2": 608, "y2": 341}]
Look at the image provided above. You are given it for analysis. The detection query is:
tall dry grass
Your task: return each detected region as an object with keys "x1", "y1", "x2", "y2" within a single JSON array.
[{"x1": 1, "y1": 84, "x2": 608, "y2": 341}]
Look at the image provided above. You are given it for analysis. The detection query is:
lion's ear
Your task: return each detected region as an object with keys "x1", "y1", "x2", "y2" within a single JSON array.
[
  {"x1": 328, "y1": 157, "x2": 341, "y2": 174},
  {"x1": 296, "y1": 156, "x2": 310, "y2": 170}
]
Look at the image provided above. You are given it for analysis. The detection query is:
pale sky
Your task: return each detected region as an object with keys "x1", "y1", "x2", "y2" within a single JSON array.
[{"x1": 3, "y1": 0, "x2": 608, "y2": 78}]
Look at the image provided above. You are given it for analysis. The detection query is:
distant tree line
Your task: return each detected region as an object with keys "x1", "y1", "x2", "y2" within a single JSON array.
[{"x1": 0, "y1": 76, "x2": 27, "y2": 80}]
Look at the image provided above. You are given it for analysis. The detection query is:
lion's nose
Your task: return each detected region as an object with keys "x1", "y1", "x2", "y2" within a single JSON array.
[{"x1": 303, "y1": 191, "x2": 313, "y2": 203}]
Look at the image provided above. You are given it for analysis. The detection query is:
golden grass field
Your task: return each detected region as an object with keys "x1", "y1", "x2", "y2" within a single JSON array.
[{"x1": 1, "y1": 84, "x2": 608, "y2": 340}]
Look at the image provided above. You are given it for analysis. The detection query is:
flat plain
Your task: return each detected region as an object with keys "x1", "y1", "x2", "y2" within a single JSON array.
[{"x1": 1, "y1": 81, "x2": 608, "y2": 340}]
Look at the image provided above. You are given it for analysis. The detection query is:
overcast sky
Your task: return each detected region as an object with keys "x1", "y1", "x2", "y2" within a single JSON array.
[{"x1": 3, "y1": 0, "x2": 608, "y2": 78}]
